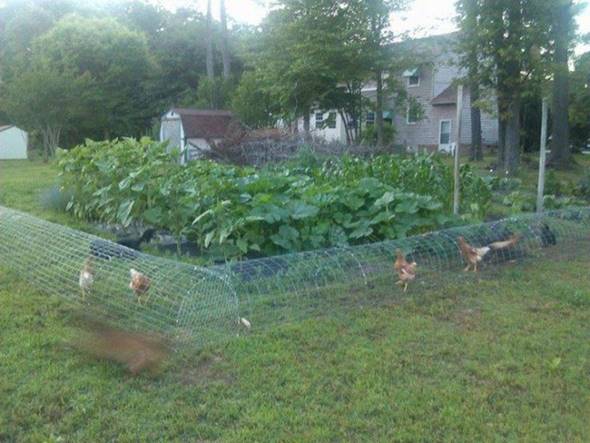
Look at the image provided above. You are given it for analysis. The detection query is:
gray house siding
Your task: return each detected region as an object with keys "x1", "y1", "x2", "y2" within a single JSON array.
[{"x1": 394, "y1": 61, "x2": 498, "y2": 151}]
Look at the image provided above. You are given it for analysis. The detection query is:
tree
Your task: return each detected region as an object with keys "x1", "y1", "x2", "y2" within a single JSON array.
[
  {"x1": 456, "y1": 0, "x2": 550, "y2": 174},
  {"x1": 457, "y1": 0, "x2": 483, "y2": 160},
  {"x1": 256, "y1": 0, "x2": 344, "y2": 137},
  {"x1": 548, "y1": 0, "x2": 576, "y2": 168},
  {"x1": 0, "y1": 62, "x2": 94, "y2": 160},
  {"x1": 569, "y1": 52, "x2": 590, "y2": 149},
  {"x1": 254, "y1": 0, "x2": 409, "y2": 141},
  {"x1": 231, "y1": 71, "x2": 277, "y2": 128},
  {"x1": 348, "y1": 0, "x2": 408, "y2": 147},
  {"x1": 206, "y1": 0, "x2": 214, "y2": 81},
  {"x1": 220, "y1": 0, "x2": 231, "y2": 79},
  {"x1": 34, "y1": 15, "x2": 156, "y2": 140}
]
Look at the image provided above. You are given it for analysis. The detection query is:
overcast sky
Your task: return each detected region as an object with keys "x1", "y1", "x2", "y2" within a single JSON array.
[{"x1": 160, "y1": 0, "x2": 589, "y2": 54}]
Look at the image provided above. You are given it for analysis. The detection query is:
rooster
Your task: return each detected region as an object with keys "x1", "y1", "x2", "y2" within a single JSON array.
[
  {"x1": 457, "y1": 233, "x2": 521, "y2": 272},
  {"x1": 129, "y1": 269, "x2": 151, "y2": 305},
  {"x1": 394, "y1": 249, "x2": 417, "y2": 292},
  {"x1": 79, "y1": 257, "x2": 94, "y2": 299}
]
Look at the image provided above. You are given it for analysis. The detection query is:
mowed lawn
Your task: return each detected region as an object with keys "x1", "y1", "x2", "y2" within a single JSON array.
[{"x1": 1, "y1": 160, "x2": 590, "y2": 441}]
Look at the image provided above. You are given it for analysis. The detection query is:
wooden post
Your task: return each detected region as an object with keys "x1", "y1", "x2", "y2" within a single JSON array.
[
  {"x1": 453, "y1": 84, "x2": 464, "y2": 216},
  {"x1": 537, "y1": 97, "x2": 549, "y2": 213}
]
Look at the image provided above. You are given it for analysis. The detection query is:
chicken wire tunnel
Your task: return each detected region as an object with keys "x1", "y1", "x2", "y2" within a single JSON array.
[{"x1": 1, "y1": 205, "x2": 590, "y2": 348}]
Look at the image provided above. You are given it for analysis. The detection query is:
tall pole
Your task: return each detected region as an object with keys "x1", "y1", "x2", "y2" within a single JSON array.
[
  {"x1": 537, "y1": 97, "x2": 549, "y2": 213},
  {"x1": 453, "y1": 84, "x2": 464, "y2": 216}
]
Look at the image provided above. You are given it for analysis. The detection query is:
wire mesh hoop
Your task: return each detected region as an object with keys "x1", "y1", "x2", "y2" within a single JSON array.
[
  {"x1": 1, "y1": 205, "x2": 590, "y2": 349},
  {"x1": 0, "y1": 206, "x2": 239, "y2": 348}
]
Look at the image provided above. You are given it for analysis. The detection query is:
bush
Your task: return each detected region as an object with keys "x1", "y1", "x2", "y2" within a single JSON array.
[
  {"x1": 360, "y1": 123, "x2": 396, "y2": 146},
  {"x1": 575, "y1": 173, "x2": 590, "y2": 200},
  {"x1": 59, "y1": 138, "x2": 492, "y2": 261}
]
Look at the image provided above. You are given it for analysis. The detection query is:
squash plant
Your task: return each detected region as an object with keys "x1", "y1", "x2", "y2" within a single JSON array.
[{"x1": 59, "y1": 138, "x2": 491, "y2": 261}]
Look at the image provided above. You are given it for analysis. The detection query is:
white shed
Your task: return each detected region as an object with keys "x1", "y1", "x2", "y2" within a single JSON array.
[
  {"x1": 0, "y1": 125, "x2": 28, "y2": 160},
  {"x1": 160, "y1": 108, "x2": 234, "y2": 164}
]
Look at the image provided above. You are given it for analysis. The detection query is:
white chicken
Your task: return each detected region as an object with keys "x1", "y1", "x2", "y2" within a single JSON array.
[{"x1": 79, "y1": 257, "x2": 94, "y2": 299}]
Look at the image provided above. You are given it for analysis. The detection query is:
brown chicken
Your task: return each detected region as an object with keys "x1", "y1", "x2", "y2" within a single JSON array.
[
  {"x1": 394, "y1": 249, "x2": 417, "y2": 292},
  {"x1": 458, "y1": 233, "x2": 521, "y2": 272},
  {"x1": 75, "y1": 320, "x2": 169, "y2": 375},
  {"x1": 129, "y1": 268, "x2": 151, "y2": 304},
  {"x1": 488, "y1": 233, "x2": 521, "y2": 250}
]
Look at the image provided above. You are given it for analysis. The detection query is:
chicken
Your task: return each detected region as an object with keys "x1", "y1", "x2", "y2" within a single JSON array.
[
  {"x1": 457, "y1": 236, "x2": 490, "y2": 272},
  {"x1": 488, "y1": 233, "x2": 521, "y2": 250},
  {"x1": 129, "y1": 269, "x2": 151, "y2": 304},
  {"x1": 79, "y1": 257, "x2": 94, "y2": 299},
  {"x1": 239, "y1": 317, "x2": 252, "y2": 329},
  {"x1": 458, "y1": 233, "x2": 523, "y2": 272},
  {"x1": 74, "y1": 319, "x2": 169, "y2": 375},
  {"x1": 394, "y1": 249, "x2": 417, "y2": 292}
]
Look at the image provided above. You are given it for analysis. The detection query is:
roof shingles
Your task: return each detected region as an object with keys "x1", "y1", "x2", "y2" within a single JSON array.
[{"x1": 171, "y1": 108, "x2": 234, "y2": 139}]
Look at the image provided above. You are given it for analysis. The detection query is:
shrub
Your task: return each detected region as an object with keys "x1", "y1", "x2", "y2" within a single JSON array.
[
  {"x1": 575, "y1": 173, "x2": 590, "y2": 200},
  {"x1": 360, "y1": 122, "x2": 396, "y2": 146}
]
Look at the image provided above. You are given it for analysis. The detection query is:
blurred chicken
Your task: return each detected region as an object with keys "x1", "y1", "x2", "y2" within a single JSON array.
[
  {"x1": 75, "y1": 319, "x2": 169, "y2": 375},
  {"x1": 457, "y1": 236, "x2": 490, "y2": 272},
  {"x1": 488, "y1": 233, "x2": 521, "y2": 250},
  {"x1": 129, "y1": 269, "x2": 151, "y2": 304},
  {"x1": 79, "y1": 257, "x2": 94, "y2": 299},
  {"x1": 458, "y1": 233, "x2": 521, "y2": 272},
  {"x1": 394, "y1": 249, "x2": 417, "y2": 292}
]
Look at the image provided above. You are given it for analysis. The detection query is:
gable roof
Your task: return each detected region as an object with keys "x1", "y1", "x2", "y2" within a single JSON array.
[
  {"x1": 0, "y1": 125, "x2": 14, "y2": 132},
  {"x1": 169, "y1": 108, "x2": 235, "y2": 139},
  {"x1": 431, "y1": 84, "x2": 458, "y2": 106}
]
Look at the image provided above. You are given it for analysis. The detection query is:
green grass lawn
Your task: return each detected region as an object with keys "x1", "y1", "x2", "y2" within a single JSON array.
[
  {"x1": 1, "y1": 159, "x2": 590, "y2": 441},
  {"x1": 0, "y1": 160, "x2": 93, "y2": 232}
]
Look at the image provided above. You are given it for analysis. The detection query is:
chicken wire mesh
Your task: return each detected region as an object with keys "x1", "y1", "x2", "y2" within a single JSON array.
[{"x1": 1, "y1": 205, "x2": 590, "y2": 349}]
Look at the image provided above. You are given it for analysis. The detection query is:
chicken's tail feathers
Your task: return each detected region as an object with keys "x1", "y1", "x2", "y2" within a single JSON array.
[{"x1": 475, "y1": 246, "x2": 491, "y2": 257}]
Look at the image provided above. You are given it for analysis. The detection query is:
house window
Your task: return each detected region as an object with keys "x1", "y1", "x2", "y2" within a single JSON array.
[
  {"x1": 408, "y1": 74, "x2": 420, "y2": 87},
  {"x1": 407, "y1": 103, "x2": 420, "y2": 124},
  {"x1": 327, "y1": 112, "x2": 337, "y2": 129},
  {"x1": 315, "y1": 112, "x2": 324, "y2": 126},
  {"x1": 366, "y1": 111, "x2": 375, "y2": 126}
]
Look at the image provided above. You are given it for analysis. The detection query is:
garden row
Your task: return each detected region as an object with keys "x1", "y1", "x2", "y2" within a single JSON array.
[{"x1": 58, "y1": 138, "x2": 492, "y2": 261}]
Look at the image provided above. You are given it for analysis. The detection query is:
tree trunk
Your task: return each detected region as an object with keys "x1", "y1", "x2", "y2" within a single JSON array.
[
  {"x1": 206, "y1": 0, "x2": 214, "y2": 81},
  {"x1": 469, "y1": 84, "x2": 483, "y2": 161},
  {"x1": 497, "y1": 117, "x2": 505, "y2": 168},
  {"x1": 339, "y1": 110, "x2": 352, "y2": 145},
  {"x1": 303, "y1": 110, "x2": 311, "y2": 140},
  {"x1": 220, "y1": 0, "x2": 231, "y2": 80},
  {"x1": 375, "y1": 69, "x2": 384, "y2": 147},
  {"x1": 504, "y1": 97, "x2": 521, "y2": 174},
  {"x1": 42, "y1": 130, "x2": 49, "y2": 163},
  {"x1": 41, "y1": 126, "x2": 61, "y2": 162},
  {"x1": 549, "y1": 0, "x2": 572, "y2": 169}
]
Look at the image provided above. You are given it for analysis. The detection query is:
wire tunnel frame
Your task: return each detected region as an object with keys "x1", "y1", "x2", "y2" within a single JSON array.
[{"x1": 1, "y1": 205, "x2": 589, "y2": 349}]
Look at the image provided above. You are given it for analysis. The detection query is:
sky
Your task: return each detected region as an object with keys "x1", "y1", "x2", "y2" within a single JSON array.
[{"x1": 159, "y1": 0, "x2": 589, "y2": 54}]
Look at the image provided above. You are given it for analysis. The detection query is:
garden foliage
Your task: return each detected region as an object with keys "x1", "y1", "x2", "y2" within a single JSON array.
[{"x1": 59, "y1": 138, "x2": 491, "y2": 260}]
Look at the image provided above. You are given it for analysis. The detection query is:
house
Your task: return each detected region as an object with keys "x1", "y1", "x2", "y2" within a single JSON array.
[
  {"x1": 0, "y1": 125, "x2": 28, "y2": 160},
  {"x1": 302, "y1": 33, "x2": 498, "y2": 152},
  {"x1": 160, "y1": 108, "x2": 235, "y2": 164}
]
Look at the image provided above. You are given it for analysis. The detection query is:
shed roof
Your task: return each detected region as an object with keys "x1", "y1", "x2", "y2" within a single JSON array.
[
  {"x1": 431, "y1": 84, "x2": 458, "y2": 106},
  {"x1": 169, "y1": 108, "x2": 235, "y2": 139}
]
